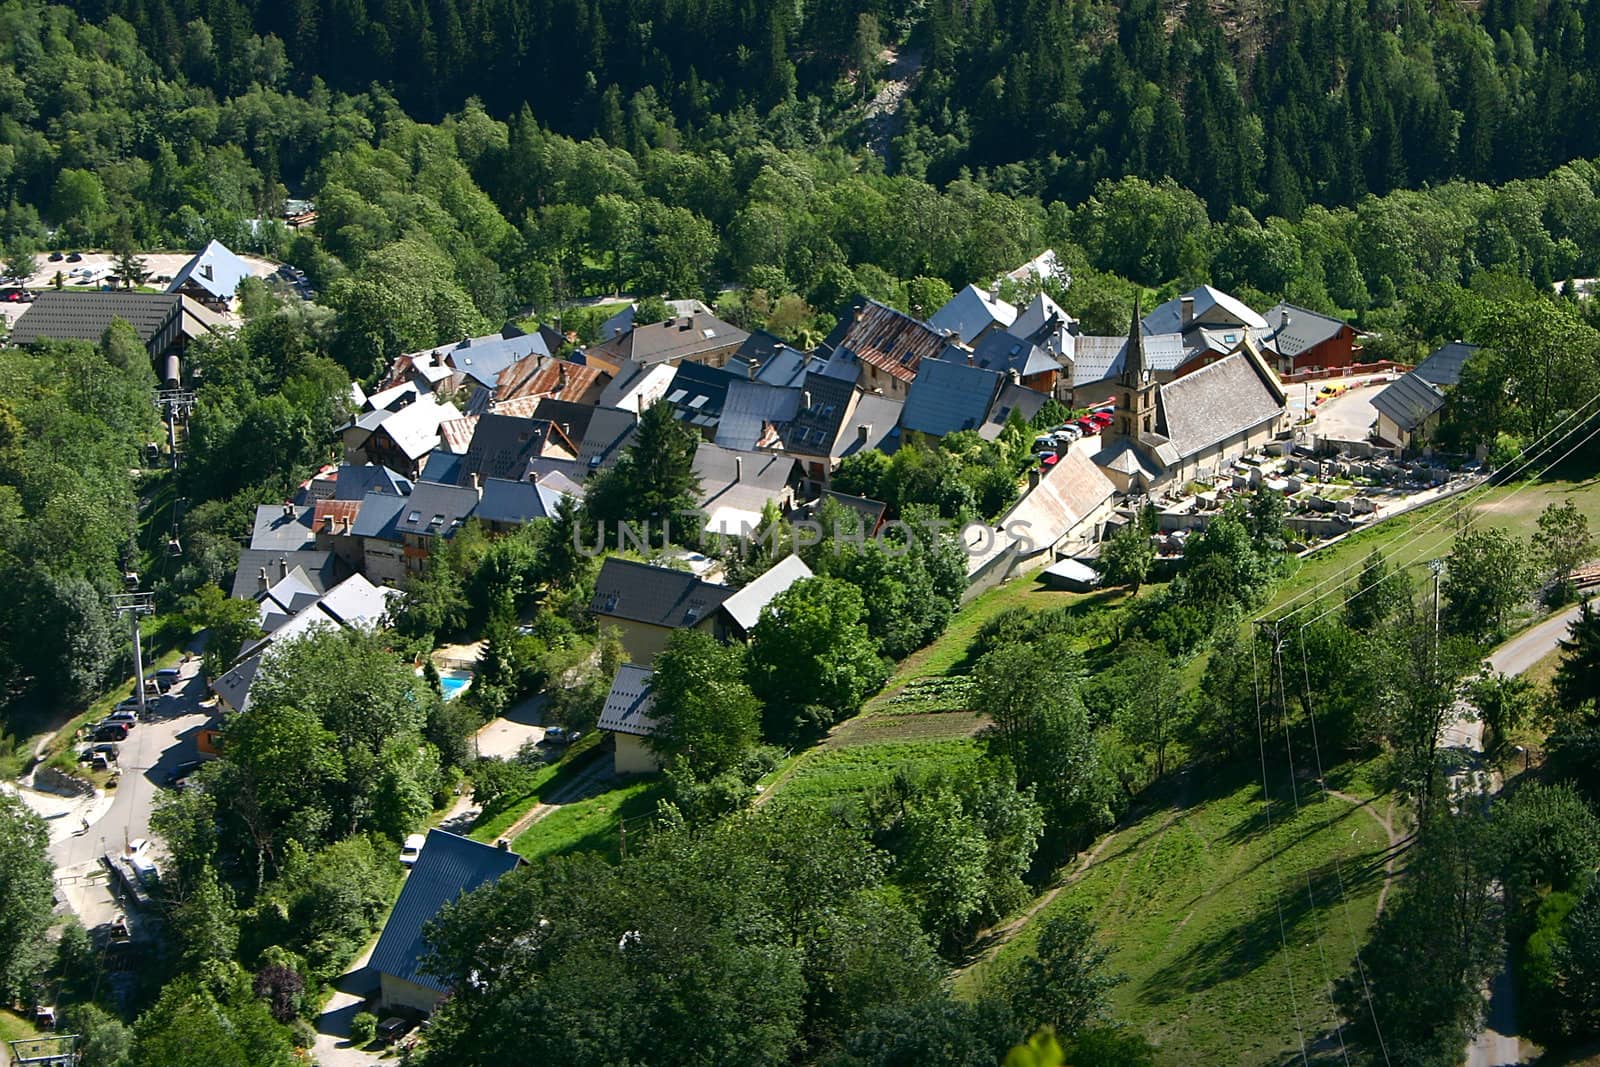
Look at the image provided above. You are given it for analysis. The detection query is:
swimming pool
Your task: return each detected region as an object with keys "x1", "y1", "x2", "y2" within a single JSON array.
[{"x1": 438, "y1": 669, "x2": 473, "y2": 701}]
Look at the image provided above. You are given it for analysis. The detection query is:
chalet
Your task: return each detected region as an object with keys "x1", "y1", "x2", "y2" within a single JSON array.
[
  {"x1": 816, "y1": 297, "x2": 949, "y2": 401},
  {"x1": 1263, "y1": 304, "x2": 1362, "y2": 373},
  {"x1": 8, "y1": 291, "x2": 224, "y2": 386},
  {"x1": 395, "y1": 480, "x2": 481, "y2": 575},
  {"x1": 368, "y1": 831, "x2": 521, "y2": 1015},
  {"x1": 584, "y1": 311, "x2": 747, "y2": 374},
  {"x1": 1142, "y1": 286, "x2": 1278, "y2": 377},
  {"x1": 165, "y1": 240, "x2": 253, "y2": 311},
  {"x1": 347, "y1": 396, "x2": 463, "y2": 478},
  {"x1": 588, "y1": 557, "x2": 731, "y2": 663},
  {"x1": 1092, "y1": 308, "x2": 1289, "y2": 493}
]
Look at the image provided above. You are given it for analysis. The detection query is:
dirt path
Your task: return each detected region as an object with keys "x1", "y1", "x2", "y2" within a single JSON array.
[
  {"x1": 495, "y1": 756, "x2": 617, "y2": 843},
  {"x1": 1325, "y1": 789, "x2": 1405, "y2": 914}
]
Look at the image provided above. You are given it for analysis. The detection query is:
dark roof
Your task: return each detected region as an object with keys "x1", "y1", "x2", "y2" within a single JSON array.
[
  {"x1": 901, "y1": 357, "x2": 1003, "y2": 437},
  {"x1": 779, "y1": 372, "x2": 855, "y2": 454},
  {"x1": 10, "y1": 291, "x2": 182, "y2": 346},
  {"x1": 663, "y1": 361, "x2": 731, "y2": 432},
  {"x1": 460, "y1": 415, "x2": 567, "y2": 483},
  {"x1": 594, "y1": 312, "x2": 748, "y2": 366},
  {"x1": 368, "y1": 830, "x2": 521, "y2": 995},
  {"x1": 716, "y1": 379, "x2": 802, "y2": 451},
  {"x1": 597, "y1": 664, "x2": 658, "y2": 737},
  {"x1": 1372, "y1": 372, "x2": 1446, "y2": 433},
  {"x1": 834, "y1": 391, "x2": 902, "y2": 458},
  {"x1": 576, "y1": 408, "x2": 638, "y2": 475},
  {"x1": 1264, "y1": 303, "x2": 1349, "y2": 357},
  {"x1": 1142, "y1": 285, "x2": 1267, "y2": 334},
  {"x1": 396, "y1": 481, "x2": 480, "y2": 539},
  {"x1": 815, "y1": 490, "x2": 887, "y2": 533},
  {"x1": 968, "y1": 330, "x2": 1062, "y2": 378},
  {"x1": 418, "y1": 451, "x2": 465, "y2": 485},
  {"x1": 333, "y1": 464, "x2": 412, "y2": 501},
  {"x1": 230, "y1": 550, "x2": 344, "y2": 600},
  {"x1": 476, "y1": 477, "x2": 554, "y2": 525},
  {"x1": 529, "y1": 397, "x2": 598, "y2": 446},
  {"x1": 589, "y1": 557, "x2": 732, "y2": 629},
  {"x1": 981, "y1": 381, "x2": 1050, "y2": 440},
  {"x1": 1414, "y1": 342, "x2": 1479, "y2": 388},
  {"x1": 821, "y1": 297, "x2": 948, "y2": 385},
  {"x1": 352, "y1": 493, "x2": 407, "y2": 541},
  {"x1": 211, "y1": 652, "x2": 262, "y2": 713}
]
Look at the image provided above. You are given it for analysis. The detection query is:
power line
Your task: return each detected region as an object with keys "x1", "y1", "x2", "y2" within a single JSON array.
[
  {"x1": 1262, "y1": 391, "x2": 1600, "y2": 626},
  {"x1": 1251, "y1": 631, "x2": 1311, "y2": 1067}
]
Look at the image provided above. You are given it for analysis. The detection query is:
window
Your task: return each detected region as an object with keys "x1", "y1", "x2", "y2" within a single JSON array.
[{"x1": 407, "y1": 511, "x2": 421, "y2": 523}]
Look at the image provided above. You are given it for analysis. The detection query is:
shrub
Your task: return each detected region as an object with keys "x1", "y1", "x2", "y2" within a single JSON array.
[
  {"x1": 350, "y1": 1011, "x2": 378, "y2": 1045},
  {"x1": 289, "y1": 1017, "x2": 317, "y2": 1048}
]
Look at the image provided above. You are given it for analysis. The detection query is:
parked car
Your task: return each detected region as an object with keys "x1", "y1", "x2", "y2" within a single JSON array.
[
  {"x1": 155, "y1": 667, "x2": 181, "y2": 690},
  {"x1": 542, "y1": 726, "x2": 569, "y2": 745},
  {"x1": 48, "y1": 251, "x2": 63, "y2": 262},
  {"x1": 65, "y1": 252, "x2": 82, "y2": 262},
  {"x1": 103, "y1": 709, "x2": 138, "y2": 729},
  {"x1": 92, "y1": 723, "x2": 129, "y2": 742},
  {"x1": 80, "y1": 742, "x2": 120, "y2": 763},
  {"x1": 1057, "y1": 424, "x2": 1083, "y2": 441},
  {"x1": 109, "y1": 913, "x2": 130, "y2": 940},
  {"x1": 399, "y1": 833, "x2": 425, "y2": 868},
  {"x1": 1, "y1": 287, "x2": 32, "y2": 302},
  {"x1": 377, "y1": 1017, "x2": 413, "y2": 1045}
]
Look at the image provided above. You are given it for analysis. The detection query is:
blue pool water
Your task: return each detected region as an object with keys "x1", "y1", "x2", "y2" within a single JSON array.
[{"x1": 439, "y1": 671, "x2": 472, "y2": 701}]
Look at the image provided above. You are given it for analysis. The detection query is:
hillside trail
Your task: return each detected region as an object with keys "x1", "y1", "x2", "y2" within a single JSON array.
[{"x1": 862, "y1": 46, "x2": 925, "y2": 163}]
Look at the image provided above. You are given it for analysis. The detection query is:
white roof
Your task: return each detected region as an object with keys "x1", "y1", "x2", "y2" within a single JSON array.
[
  {"x1": 1043, "y1": 557, "x2": 1100, "y2": 584},
  {"x1": 365, "y1": 379, "x2": 421, "y2": 413},
  {"x1": 1143, "y1": 285, "x2": 1268, "y2": 334},
  {"x1": 316, "y1": 573, "x2": 399, "y2": 627},
  {"x1": 1010, "y1": 291, "x2": 1074, "y2": 339},
  {"x1": 376, "y1": 396, "x2": 462, "y2": 460},
  {"x1": 927, "y1": 284, "x2": 1017, "y2": 345},
  {"x1": 166, "y1": 240, "x2": 253, "y2": 301},
  {"x1": 718, "y1": 555, "x2": 814, "y2": 633},
  {"x1": 599, "y1": 362, "x2": 677, "y2": 413},
  {"x1": 1005, "y1": 249, "x2": 1066, "y2": 285}
]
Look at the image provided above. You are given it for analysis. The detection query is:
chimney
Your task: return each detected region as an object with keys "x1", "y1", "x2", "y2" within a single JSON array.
[
  {"x1": 558, "y1": 363, "x2": 568, "y2": 389},
  {"x1": 802, "y1": 390, "x2": 812, "y2": 411},
  {"x1": 323, "y1": 515, "x2": 336, "y2": 533},
  {"x1": 277, "y1": 557, "x2": 289, "y2": 580},
  {"x1": 734, "y1": 456, "x2": 743, "y2": 482},
  {"x1": 257, "y1": 567, "x2": 268, "y2": 593},
  {"x1": 471, "y1": 472, "x2": 482, "y2": 494},
  {"x1": 858, "y1": 423, "x2": 872, "y2": 443},
  {"x1": 747, "y1": 360, "x2": 757, "y2": 381},
  {"x1": 561, "y1": 422, "x2": 571, "y2": 438},
  {"x1": 1280, "y1": 309, "x2": 1292, "y2": 331},
  {"x1": 1008, "y1": 368, "x2": 1021, "y2": 385},
  {"x1": 1180, "y1": 295, "x2": 1195, "y2": 329},
  {"x1": 966, "y1": 352, "x2": 975, "y2": 367},
  {"x1": 282, "y1": 502, "x2": 294, "y2": 519},
  {"x1": 1028, "y1": 467, "x2": 1041, "y2": 489}
]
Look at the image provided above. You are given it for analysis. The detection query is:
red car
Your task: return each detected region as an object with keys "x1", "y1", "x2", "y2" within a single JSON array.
[{"x1": 1090, "y1": 412, "x2": 1114, "y2": 428}]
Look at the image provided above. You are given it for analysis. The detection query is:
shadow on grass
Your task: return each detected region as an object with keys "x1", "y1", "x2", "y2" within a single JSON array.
[{"x1": 513, "y1": 780, "x2": 667, "y2": 863}]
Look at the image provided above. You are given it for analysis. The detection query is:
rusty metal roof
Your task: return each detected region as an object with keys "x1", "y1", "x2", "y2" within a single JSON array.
[{"x1": 826, "y1": 299, "x2": 949, "y2": 384}]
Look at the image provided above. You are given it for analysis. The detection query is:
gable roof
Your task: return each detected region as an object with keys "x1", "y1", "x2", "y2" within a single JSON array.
[
  {"x1": 927, "y1": 284, "x2": 1017, "y2": 345},
  {"x1": 968, "y1": 329, "x2": 1063, "y2": 378},
  {"x1": 589, "y1": 557, "x2": 732, "y2": 629},
  {"x1": 352, "y1": 492, "x2": 408, "y2": 541},
  {"x1": 980, "y1": 381, "x2": 1050, "y2": 440},
  {"x1": 250, "y1": 505, "x2": 317, "y2": 552},
  {"x1": 834, "y1": 391, "x2": 902, "y2": 459},
  {"x1": 576, "y1": 407, "x2": 639, "y2": 475},
  {"x1": 663, "y1": 361, "x2": 732, "y2": 432},
  {"x1": 372, "y1": 396, "x2": 463, "y2": 461},
  {"x1": 599, "y1": 299, "x2": 711, "y2": 342},
  {"x1": 460, "y1": 414, "x2": 575, "y2": 483},
  {"x1": 1414, "y1": 342, "x2": 1479, "y2": 388},
  {"x1": 418, "y1": 451, "x2": 465, "y2": 485},
  {"x1": 396, "y1": 481, "x2": 481, "y2": 540},
  {"x1": 1154, "y1": 344, "x2": 1287, "y2": 460},
  {"x1": 779, "y1": 372, "x2": 856, "y2": 455},
  {"x1": 332, "y1": 464, "x2": 412, "y2": 501},
  {"x1": 1263, "y1": 303, "x2": 1349, "y2": 357},
  {"x1": 1371, "y1": 372, "x2": 1447, "y2": 433},
  {"x1": 1010, "y1": 291, "x2": 1074, "y2": 339},
  {"x1": 718, "y1": 555, "x2": 814, "y2": 634},
  {"x1": 821, "y1": 298, "x2": 949, "y2": 385},
  {"x1": 598, "y1": 664, "x2": 659, "y2": 737},
  {"x1": 594, "y1": 311, "x2": 748, "y2": 367},
  {"x1": 1143, "y1": 285, "x2": 1268, "y2": 334},
  {"x1": 716, "y1": 379, "x2": 802, "y2": 451},
  {"x1": 166, "y1": 240, "x2": 253, "y2": 301},
  {"x1": 968, "y1": 446, "x2": 1116, "y2": 573},
  {"x1": 9, "y1": 292, "x2": 218, "y2": 349},
  {"x1": 476, "y1": 477, "x2": 555, "y2": 525},
  {"x1": 1070, "y1": 333, "x2": 1187, "y2": 388},
  {"x1": 368, "y1": 830, "x2": 522, "y2": 995},
  {"x1": 311, "y1": 498, "x2": 361, "y2": 535},
  {"x1": 230, "y1": 549, "x2": 344, "y2": 600},
  {"x1": 901, "y1": 356, "x2": 1003, "y2": 437}
]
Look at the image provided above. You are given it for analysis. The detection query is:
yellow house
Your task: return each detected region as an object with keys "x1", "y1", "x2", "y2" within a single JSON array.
[
  {"x1": 598, "y1": 664, "x2": 661, "y2": 775},
  {"x1": 587, "y1": 558, "x2": 732, "y2": 664}
]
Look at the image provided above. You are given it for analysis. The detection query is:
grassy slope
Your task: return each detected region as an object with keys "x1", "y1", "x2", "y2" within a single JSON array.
[
  {"x1": 961, "y1": 765, "x2": 1393, "y2": 1067},
  {"x1": 510, "y1": 778, "x2": 667, "y2": 863}
]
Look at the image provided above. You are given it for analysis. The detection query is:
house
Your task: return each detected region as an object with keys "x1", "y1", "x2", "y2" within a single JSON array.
[
  {"x1": 588, "y1": 557, "x2": 732, "y2": 663},
  {"x1": 694, "y1": 443, "x2": 799, "y2": 538},
  {"x1": 1003, "y1": 249, "x2": 1069, "y2": 288},
  {"x1": 816, "y1": 297, "x2": 950, "y2": 401},
  {"x1": 600, "y1": 298, "x2": 711, "y2": 342},
  {"x1": 715, "y1": 379, "x2": 803, "y2": 452},
  {"x1": 927, "y1": 284, "x2": 1017, "y2": 345},
  {"x1": 1142, "y1": 286, "x2": 1278, "y2": 376},
  {"x1": 490, "y1": 357, "x2": 607, "y2": 412},
  {"x1": 1372, "y1": 373, "x2": 1447, "y2": 449},
  {"x1": 378, "y1": 332, "x2": 552, "y2": 407},
  {"x1": 966, "y1": 329, "x2": 1066, "y2": 397},
  {"x1": 576, "y1": 407, "x2": 641, "y2": 477},
  {"x1": 1092, "y1": 307, "x2": 1289, "y2": 493},
  {"x1": 775, "y1": 372, "x2": 901, "y2": 493},
  {"x1": 331, "y1": 464, "x2": 412, "y2": 501},
  {"x1": 1263, "y1": 304, "x2": 1362, "y2": 373},
  {"x1": 725, "y1": 331, "x2": 810, "y2": 387},
  {"x1": 901, "y1": 357, "x2": 1003, "y2": 439},
  {"x1": 368, "y1": 830, "x2": 522, "y2": 1015},
  {"x1": 310, "y1": 499, "x2": 365, "y2": 569},
  {"x1": 475, "y1": 476, "x2": 575, "y2": 534},
  {"x1": 598, "y1": 664, "x2": 661, "y2": 774},
  {"x1": 1007, "y1": 291, "x2": 1077, "y2": 381},
  {"x1": 662, "y1": 361, "x2": 732, "y2": 437},
  {"x1": 599, "y1": 361, "x2": 678, "y2": 414},
  {"x1": 396, "y1": 481, "x2": 482, "y2": 575},
  {"x1": 165, "y1": 240, "x2": 254, "y2": 310},
  {"x1": 584, "y1": 311, "x2": 747, "y2": 373},
  {"x1": 809, "y1": 491, "x2": 888, "y2": 538},
  {"x1": 229, "y1": 550, "x2": 346, "y2": 601},
  {"x1": 8, "y1": 291, "x2": 225, "y2": 385},
  {"x1": 965, "y1": 447, "x2": 1117, "y2": 591},
  {"x1": 714, "y1": 554, "x2": 814, "y2": 641},
  {"x1": 212, "y1": 571, "x2": 398, "y2": 712},
  {"x1": 980, "y1": 380, "x2": 1051, "y2": 440},
  {"x1": 352, "y1": 396, "x2": 463, "y2": 478},
  {"x1": 351, "y1": 493, "x2": 410, "y2": 585},
  {"x1": 249, "y1": 503, "x2": 318, "y2": 553},
  {"x1": 458, "y1": 414, "x2": 578, "y2": 485},
  {"x1": 1370, "y1": 342, "x2": 1479, "y2": 448}
]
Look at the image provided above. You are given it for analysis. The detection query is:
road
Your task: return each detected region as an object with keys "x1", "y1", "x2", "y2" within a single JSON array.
[
  {"x1": 48, "y1": 655, "x2": 215, "y2": 874},
  {"x1": 1452, "y1": 601, "x2": 1586, "y2": 1067},
  {"x1": 1305, "y1": 381, "x2": 1387, "y2": 442}
]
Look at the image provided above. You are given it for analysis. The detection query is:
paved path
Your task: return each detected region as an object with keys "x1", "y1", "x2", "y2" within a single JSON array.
[{"x1": 311, "y1": 939, "x2": 383, "y2": 1067}]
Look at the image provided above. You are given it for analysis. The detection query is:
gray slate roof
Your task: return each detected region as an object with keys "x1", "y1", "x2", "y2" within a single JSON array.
[
  {"x1": 968, "y1": 329, "x2": 1063, "y2": 378},
  {"x1": 1264, "y1": 303, "x2": 1349, "y2": 357},
  {"x1": 1371, "y1": 372, "x2": 1446, "y2": 433},
  {"x1": 980, "y1": 381, "x2": 1050, "y2": 440},
  {"x1": 1071, "y1": 333, "x2": 1187, "y2": 388},
  {"x1": 10, "y1": 291, "x2": 193, "y2": 346},
  {"x1": 461, "y1": 414, "x2": 566, "y2": 483},
  {"x1": 576, "y1": 407, "x2": 638, "y2": 476},
  {"x1": 927, "y1": 284, "x2": 1017, "y2": 345},
  {"x1": 250, "y1": 505, "x2": 317, "y2": 552},
  {"x1": 780, "y1": 373, "x2": 855, "y2": 454},
  {"x1": 476, "y1": 478, "x2": 554, "y2": 525},
  {"x1": 598, "y1": 664, "x2": 658, "y2": 737},
  {"x1": 352, "y1": 493, "x2": 408, "y2": 541},
  {"x1": 1142, "y1": 285, "x2": 1267, "y2": 334},
  {"x1": 716, "y1": 380, "x2": 802, "y2": 451},
  {"x1": 589, "y1": 557, "x2": 731, "y2": 629},
  {"x1": 368, "y1": 830, "x2": 521, "y2": 995},
  {"x1": 332, "y1": 464, "x2": 412, "y2": 501},
  {"x1": 230, "y1": 550, "x2": 343, "y2": 600},
  {"x1": 396, "y1": 481, "x2": 480, "y2": 540},
  {"x1": 901, "y1": 357, "x2": 1002, "y2": 437},
  {"x1": 1414, "y1": 342, "x2": 1479, "y2": 388},
  {"x1": 1154, "y1": 349, "x2": 1287, "y2": 460},
  {"x1": 834, "y1": 392, "x2": 902, "y2": 458}
]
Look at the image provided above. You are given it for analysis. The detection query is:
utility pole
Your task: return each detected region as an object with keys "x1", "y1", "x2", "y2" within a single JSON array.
[
  {"x1": 111, "y1": 586, "x2": 156, "y2": 719},
  {"x1": 154, "y1": 389, "x2": 196, "y2": 471},
  {"x1": 1428, "y1": 558, "x2": 1444, "y2": 657}
]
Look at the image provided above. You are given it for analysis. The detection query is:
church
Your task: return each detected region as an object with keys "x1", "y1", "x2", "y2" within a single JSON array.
[{"x1": 1091, "y1": 305, "x2": 1290, "y2": 494}]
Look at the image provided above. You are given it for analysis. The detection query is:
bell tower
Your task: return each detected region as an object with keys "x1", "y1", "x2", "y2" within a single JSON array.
[{"x1": 1115, "y1": 299, "x2": 1158, "y2": 441}]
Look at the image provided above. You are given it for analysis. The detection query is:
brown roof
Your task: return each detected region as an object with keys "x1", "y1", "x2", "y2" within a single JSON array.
[
  {"x1": 587, "y1": 312, "x2": 749, "y2": 367},
  {"x1": 494, "y1": 358, "x2": 606, "y2": 406},
  {"x1": 827, "y1": 299, "x2": 949, "y2": 384},
  {"x1": 439, "y1": 416, "x2": 479, "y2": 454},
  {"x1": 312, "y1": 499, "x2": 361, "y2": 532}
]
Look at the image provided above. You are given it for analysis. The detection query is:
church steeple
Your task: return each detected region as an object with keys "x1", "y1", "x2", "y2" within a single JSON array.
[{"x1": 1121, "y1": 296, "x2": 1146, "y2": 388}]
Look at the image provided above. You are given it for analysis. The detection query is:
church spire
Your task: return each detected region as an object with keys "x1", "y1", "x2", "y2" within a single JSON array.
[{"x1": 1122, "y1": 296, "x2": 1146, "y2": 387}]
